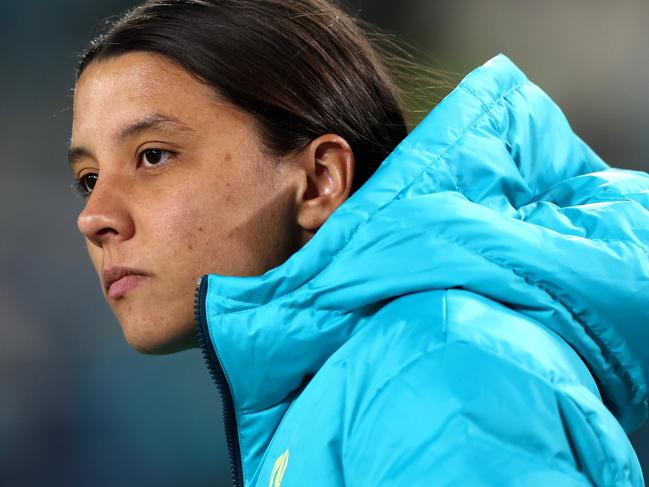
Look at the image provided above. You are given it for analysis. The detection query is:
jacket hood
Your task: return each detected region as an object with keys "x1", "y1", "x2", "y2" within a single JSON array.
[{"x1": 201, "y1": 53, "x2": 649, "y2": 445}]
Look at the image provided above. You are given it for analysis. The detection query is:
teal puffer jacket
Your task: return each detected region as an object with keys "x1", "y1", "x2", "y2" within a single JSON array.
[{"x1": 194, "y1": 54, "x2": 649, "y2": 486}]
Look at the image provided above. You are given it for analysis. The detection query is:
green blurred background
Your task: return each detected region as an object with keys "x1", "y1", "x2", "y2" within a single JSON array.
[{"x1": 1, "y1": 1, "x2": 647, "y2": 485}]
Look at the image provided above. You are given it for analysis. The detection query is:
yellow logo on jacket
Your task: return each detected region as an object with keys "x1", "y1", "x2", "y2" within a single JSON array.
[{"x1": 269, "y1": 449, "x2": 289, "y2": 487}]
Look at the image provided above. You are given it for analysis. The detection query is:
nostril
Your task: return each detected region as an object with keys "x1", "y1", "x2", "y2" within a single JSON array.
[
  {"x1": 97, "y1": 227, "x2": 118, "y2": 236},
  {"x1": 90, "y1": 225, "x2": 120, "y2": 247}
]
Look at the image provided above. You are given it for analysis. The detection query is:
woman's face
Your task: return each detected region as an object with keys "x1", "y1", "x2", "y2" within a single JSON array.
[{"x1": 70, "y1": 52, "x2": 302, "y2": 354}]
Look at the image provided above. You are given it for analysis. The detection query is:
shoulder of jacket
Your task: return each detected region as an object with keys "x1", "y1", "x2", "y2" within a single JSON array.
[{"x1": 327, "y1": 288, "x2": 599, "y2": 412}]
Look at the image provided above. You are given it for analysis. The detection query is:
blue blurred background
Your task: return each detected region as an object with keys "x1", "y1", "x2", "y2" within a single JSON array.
[{"x1": 1, "y1": 1, "x2": 648, "y2": 485}]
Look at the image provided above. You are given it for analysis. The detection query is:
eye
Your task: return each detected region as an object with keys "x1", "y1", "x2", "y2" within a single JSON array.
[
  {"x1": 73, "y1": 172, "x2": 98, "y2": 197},
  {"x1": 139, "y1": 148, "x2": 173, "y2": 167}
]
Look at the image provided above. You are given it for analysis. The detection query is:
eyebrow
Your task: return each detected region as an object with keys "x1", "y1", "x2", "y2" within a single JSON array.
[{"x1": 68, "y1": 113, "x2": 194, "y2": 166}]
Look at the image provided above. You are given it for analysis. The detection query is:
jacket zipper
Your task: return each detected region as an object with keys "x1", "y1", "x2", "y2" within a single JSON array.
[{"x1": 194, "y1": 275, "x2": 244, "y2": 487}]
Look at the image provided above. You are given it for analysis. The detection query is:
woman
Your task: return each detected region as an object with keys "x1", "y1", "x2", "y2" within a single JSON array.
[{"x1": 70, "y1": 0, "x2": 648, "y2": 485}]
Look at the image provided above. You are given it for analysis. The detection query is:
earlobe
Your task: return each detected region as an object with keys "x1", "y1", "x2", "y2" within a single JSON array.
[{"x1": 295, "y1": 134, "x2": 355, "y2": 234}]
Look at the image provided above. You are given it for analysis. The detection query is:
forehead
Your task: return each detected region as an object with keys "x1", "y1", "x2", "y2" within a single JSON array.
[{"x1": 72, "y1": 52, "x2": 220, "y2": 139}]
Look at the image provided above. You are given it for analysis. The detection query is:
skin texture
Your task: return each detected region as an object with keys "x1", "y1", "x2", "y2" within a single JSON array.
[{"x1": 71, "y1": 52, "x2": 354, "y2": 354}]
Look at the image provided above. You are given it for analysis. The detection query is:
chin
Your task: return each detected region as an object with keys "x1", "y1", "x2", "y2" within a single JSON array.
[
  {"x1": 125, "y1": 332, "x2": 198, "y2": 355},
  {"x1": 119, "y1": 315, "x2": 198, "y2": 355}
]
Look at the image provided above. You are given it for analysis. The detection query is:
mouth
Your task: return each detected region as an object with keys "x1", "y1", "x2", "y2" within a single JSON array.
[{"x1": 102, "y1": 266, "x2": 151, "y2": 299}]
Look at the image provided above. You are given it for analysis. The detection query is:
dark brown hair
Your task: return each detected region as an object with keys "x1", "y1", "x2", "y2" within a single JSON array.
[{"x1": 78, "y1": 0, "x2": 411, "y2": 193}]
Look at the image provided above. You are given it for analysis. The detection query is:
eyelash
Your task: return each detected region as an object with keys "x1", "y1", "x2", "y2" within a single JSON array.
[
  {"x1": 71, "y1": 177, "x2": 92, "y2": 198},
  {"x1": 71, "y1": 148, "x2": 176, "y2": 198}
]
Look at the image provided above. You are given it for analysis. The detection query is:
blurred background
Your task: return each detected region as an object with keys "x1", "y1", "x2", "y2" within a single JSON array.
[{"x1": 1, "y1": 0, "x2": 648, "y2": 485}]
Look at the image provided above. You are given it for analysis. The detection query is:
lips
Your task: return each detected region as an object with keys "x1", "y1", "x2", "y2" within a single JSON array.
[{"x1": 102, "y1": 266, "x2": 150, "y2": 299}]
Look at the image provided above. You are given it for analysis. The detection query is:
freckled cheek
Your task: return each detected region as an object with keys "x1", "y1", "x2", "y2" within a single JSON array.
[
  {"x1": 149, "y1": 193, "x2": 228, "y2": 259},
  {"x1": 153, "y1": 210, "x2": 202, "y2": 257},
  {"x1": 142, "y1": 169, "x2": 255, "y2": 271}
]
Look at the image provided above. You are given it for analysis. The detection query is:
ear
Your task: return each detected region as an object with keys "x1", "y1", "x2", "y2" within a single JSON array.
[{"x1": 293, "y1": 134, "x2": 355, "y2": 241}]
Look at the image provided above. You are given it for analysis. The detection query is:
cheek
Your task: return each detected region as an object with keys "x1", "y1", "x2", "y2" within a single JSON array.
[
  {"x1": 144, "y1": 181, "x2": 243, "y2": 269},
  {"x1": 138, "y1": 155, "x2": 292, "y2": 277},
  {"x1": 153, "y1": 198, "x2": 206, "y2": 253}
]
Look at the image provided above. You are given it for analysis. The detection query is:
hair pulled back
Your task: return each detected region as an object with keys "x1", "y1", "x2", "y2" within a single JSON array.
[{"x1": 78, "y1": 0, "x2": 409, "y2": 193}]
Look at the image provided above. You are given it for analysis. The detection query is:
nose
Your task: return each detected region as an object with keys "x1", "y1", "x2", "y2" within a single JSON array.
[{"x1": 77, "y1": 174, "x2": 135, "y2": 248}]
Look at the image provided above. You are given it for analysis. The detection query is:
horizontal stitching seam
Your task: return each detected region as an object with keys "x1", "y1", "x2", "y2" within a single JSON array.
[
  {"x1": 519, "y1": 193, "x2": 649, "y2": 258},
  {"x1": 375, "y1": 213, "x2": 640, "y2": 404},
  {"x1": 206, "y1": 296, "x2": 346, "y2": 318}
]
